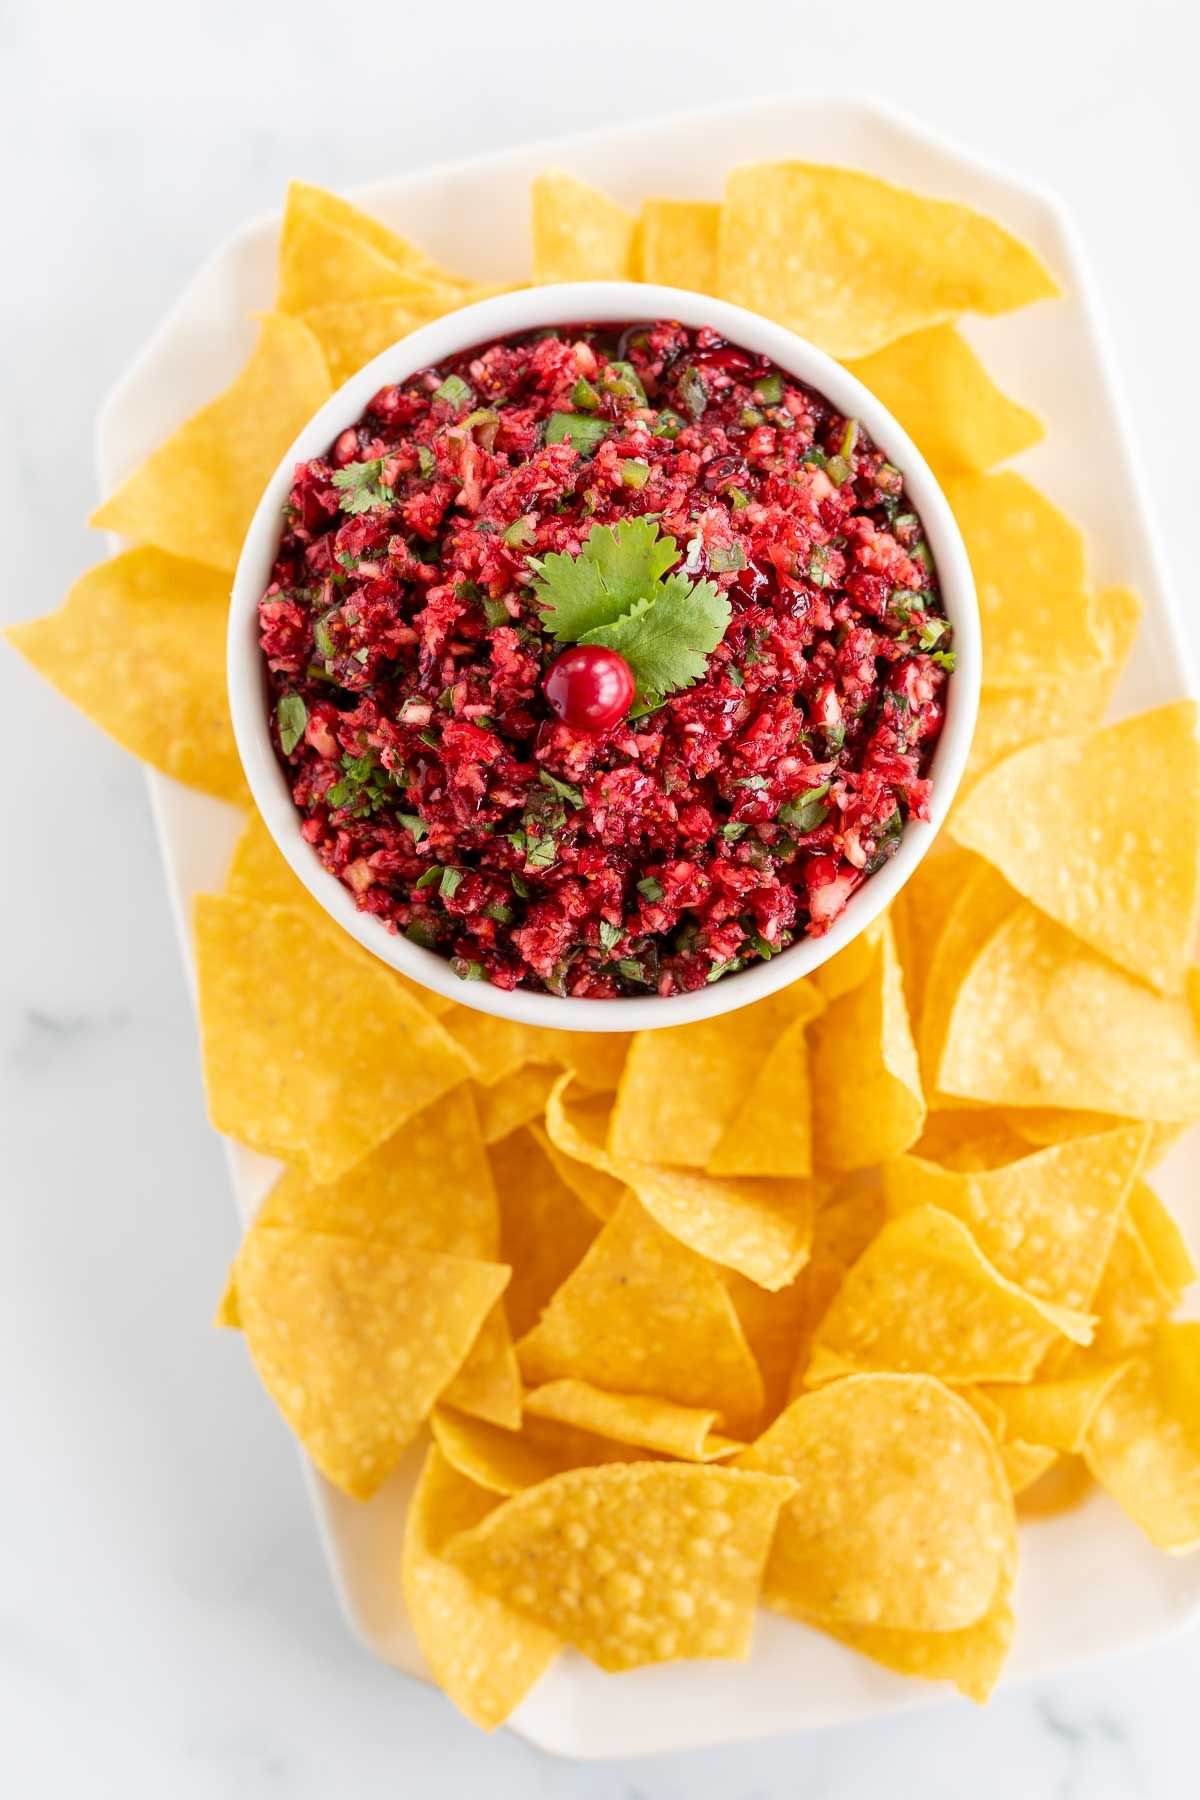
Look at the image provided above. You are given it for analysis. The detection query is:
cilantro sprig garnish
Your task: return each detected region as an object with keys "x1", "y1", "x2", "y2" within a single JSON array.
[
  {"x1": 530, "y1": 518, "x2": 731, "y2": 709},
  {"x1": 331, "y1": 457, "x2": 394, "y2": 516}
]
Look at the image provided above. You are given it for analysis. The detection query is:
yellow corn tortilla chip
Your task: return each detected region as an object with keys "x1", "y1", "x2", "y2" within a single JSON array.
[
  {"x1": 937, "y1": 904, "x2": 1200, "y2": 1121},
  {"x1": 91, "y1": 314, "x2": 331, "y2": 572},
  {"x1": 718, "y1": 162, "x2": 1058, "y2": 359},
  {"x1": 440, "y1": 1307, "x2": 523, "y2": 1430},
  {"x1": 1004, "y1": 1108, "x2": 1185, "y2": 1170},
  {"x1": 1001, "y1": 1441, "x2": 1060, "y2": 1495},
  {"x1": 807, "y1": 1205, "x2": 1091, "y2": 1386},
  {"x1": 475, "y1": 1064, "x2": 557, "y2": 1144},
  {"x1": 908, "y1": 1110, "x2": 1033, "y2": 1172},
  {"x1": 961, "y1": 584, "x2": 1142, "y2": 794},
  {"x1": 981, "y1": 1364, "x2": 1130, "y2": 1454},
  {"x1": 1016, "y1": 1454, "x2": 1094, "y2": 1518},
  {"x1": 531, "y1": 172, "x2": 637, "y2": 282},
  {"x1": 550, "y1": 1030, "x2": 631, "y2": 1093},
  {"x1": 916, "y1": 862, "x2": 1018, "y2": 1097},
  {"x1": 952, "y1": 700, "x2": 1200, "y2": 995},
  {"x1": 883, "y1": 1123, "x2": 1149, "y2": 1312},
  {"x1": 525, "y1": 1381, "x2": 742, "y2": 1462},
  {"x1": 277, "y1": 181, "x2": 460, "y2": 298},
  {"x1": 194, "y1": 894, "x2": 470, "y2": 1179},
  {"x1": 812, "y1": 1574, "x2": 1014, "y2": 1703},
  {"x1": 236, "y1": 1225, "x2": 508, "y2": 1498},
  {"x1": 516, "y1": 1193, "x2": 765, "y2": 1432},
  {"x1": 1078, "y1": 1185, "x2": 1195, "y2": 1362},
  {"x1": 943, "y1": 471, "x2": 1104, "y2": 688},
  {"x1": 889, "y1": 842, "x2": 979, "y2": 1034},
  {"x1": 402, "y1": 1446, "x2": 559, "y2": 1730},
  {"x1": 638, "y1": 198, "x2": 721, "y2": 292},
  {"x1": 810, "y1": 917, "x2": 884, "y2": 1002},
  {"x1": 741, "y1": 1375, "x2": 1013, "y2": 1632},
  {"x1": 442, "y1": 1011, "x2": 545, "y2": 1086},
  {"x1": 722, "y1": 1269, "x2": 815, "y2": 1422},
  {"x1": 443, "y1": 1462, "x2": 795, "y2": 1671},
  {"x1": 846, "y1": 325, "x2": 1042, "y2": 477},
  {"x1": 810, "y1": 921, "x2": 925, "y2": 1169},
  {"x1": 539, "y1": 1077, "x2": 625, "y2": 1219},
  {"x1": 431, "y1": 1403, "x2": 649, "y2": 1496},
  {"x1": 492, "y1": 1125, "x2": 599, "y2": 1336},
  {"x1": 706, "y1": 981, "x2": 825, "y2": 1177},
  {"x1": 7, "y1": 548, "x2": 245, "y2": 804},
  {"x1": 1083, "y1": 1323, "x2": 1200, "y2": 1550},
  {"x1": 301, "y1": 287, "x2": 509, "y2": 387},
  {"x1": 619, "y1": 1161, "x2": 816, "y2": 1292}
]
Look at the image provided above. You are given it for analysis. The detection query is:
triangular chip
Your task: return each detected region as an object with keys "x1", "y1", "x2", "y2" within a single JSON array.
[
  {"x1": 1083, "y1": 1323, "x2": 1200, "y2": 1550},
  {"x1": 492, "y1": 1125, "x2": 599, "y2": 1336},
  {"x1": 638, "y1": 197, "x2": 720, "y2": 292},
  {"x1": 236, "y1": 1226, "x2": 508, "y2": 1497},
  {"x1": 475, "y1": 1064, "x2": 557, "y2": 1144},
  {"x1": 812, "y1": 1574, "x2": 1014, "y2": 1704},
  {"x1": 943, "y1": 471, "x2": 1104, "y2": 688},
  {"x1": 516, "y1": 1193, "x2": 765, "y2": 1432},
  {"x1": 276, "y1": 180, "x2": 462, "y2": 312},
  {"x1": 707, "y1": 982, "x2": 825, "y2": 1177},
  {"x1": 718, "y1": 162, "x2": 1058, "y2": 359},
  {"x1": 301, "y1": 287, "x2": 508, "y2": 387},
  {"x1": 882, "y1": 1123, "x2": 1149, "y2": 1311},
  {"x1": 807, "y1": 1205, "x2": 1091, "y2": 1386},
  {"x1": 194, "y1": 894, "x2": 470, "y2": 1179},
  {"x1": 540, "y1": 1076, "x2": 625, "y2": 1219},
  {"x1": 936, "y1": 904, "x2": 1200, "y2": 1121},
  {"x1": 916, "y1": 860, "x2": 1018, "y2": 1096},
  {"x1": 740, "y1": 1375, "x2": 1013, "y2": 1632},
  {"x1": 846, "y1": 324, "x2": 1043, "y2": 477},
  {"x1": 402, "y1": 1447, "x2": 558, "y2": 1730},
  {"x1": 952, "y1": 700, "x2": 1200, "y2": 994},
  {"x1": 440, "y1": 1306, "x2": 523, "y2": 1429},
  {"x1": 6, "y1": 548, "x2": 245, "y2": 803},
  {"x1": 981, "y1": 1364, "x2": 1130, "y2": 1454},
  {"x1": 619, "y1": 1161, "x2": 816, "y2": 1292},
  {"x1": 91, "y1": 314, "x2": 331, "y2": 571},
  {"x1": 531, "y1": 171, "x2": 637, "y2": 282},
  {"x1": 430, "y1": 1404, "x2": 648, "y2": 1495},
  {"x1": 525, "y1": 1381, "x2": 742, "y2": 1462},
  {"x1": 810, "y1": 921, "x2": 925, "y2": 1168},
  {"x1": 810, "y1": 918, "x2": 884, "y2": 1002},
  {"x1": 889, "y1": 842, "x2": 979, "y2": 1034},
  {"x1": 443, "y1": 1463, "x2": 794, "y2": 1671}
]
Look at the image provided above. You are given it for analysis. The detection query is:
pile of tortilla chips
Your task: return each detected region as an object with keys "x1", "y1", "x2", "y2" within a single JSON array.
[{"x1": 7, "y1": 164, "x2": 1200, "y2": 1733}]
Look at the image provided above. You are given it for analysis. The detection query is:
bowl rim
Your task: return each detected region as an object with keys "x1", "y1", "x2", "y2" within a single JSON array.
[{"x1": 228, "y1": 280, "x2": 980, "y2": 1032}]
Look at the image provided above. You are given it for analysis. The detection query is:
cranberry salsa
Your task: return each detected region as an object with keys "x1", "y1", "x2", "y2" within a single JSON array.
[{"x1": 259, "y1": 322, "x2": 951, "y2": 997}]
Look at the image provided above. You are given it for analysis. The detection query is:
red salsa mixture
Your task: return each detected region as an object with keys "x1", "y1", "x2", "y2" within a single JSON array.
[{"x1": 259, "y1": 321, "x2": 951, "y2": 997}]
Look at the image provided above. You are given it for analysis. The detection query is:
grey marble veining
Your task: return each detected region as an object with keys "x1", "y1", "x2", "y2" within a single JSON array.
[{"x1": 4, "y1": 0, "x2": 1200, "y2": 1793}]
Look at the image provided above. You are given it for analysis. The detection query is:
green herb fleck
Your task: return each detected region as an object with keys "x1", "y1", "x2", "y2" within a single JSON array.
[{"x1": 276, "y1": 693, "x2": 307, "y2": 755}]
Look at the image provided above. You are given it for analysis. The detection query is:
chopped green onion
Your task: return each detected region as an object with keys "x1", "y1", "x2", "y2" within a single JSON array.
[
  {"x1": 839, "y1": 418, "x2": 861, "y2": 458},
  {"x1": 912, "y1": 542, "x2": 935, "y2": 573},
  {"x1": 416, "y1": 445, "x2": 436, "y2": 479},
  {"x1": 826, "y1": 454, "x2": 851, "y2": 486},
  {"x1": 652, "y1": 409, "x2": 684, "y2": 439},
  {"x1": 637, "y1": 875, "x2": 665, "y2": 903},
  {"x1": 544, "y1": 412, "x2": 612, "y2": 455},
  {"x1": 728, "y1": 487, "x2": 751, "y2": 511},
  {"x1": 484, "y1": 901, "x2": 514, "y2": 924},
  {"x1": 876, "y1": 461, "x2": 903, "y2": 495},
  {"x1": 753, "y1": 372, "x2": 783, "y2": 404},
  {"x1": 931, "y1": 650, "x2": 956, "y2": 671},
  {"x1": 510, "y1": 871, "x2": 531, "y2": 899},
  {"x1": 502, "y1": 517, "x2": 535, "y2": 548},
  {"x1": 739, "y1": 406, "x2": 764, "y2": 429},
  {"x1": 398, "y1": 811, "x2": 429, "y2": 843},
  {"x1": 462, "y1": 408, "x2": 500, "y2": 446},
  {"x1": 451, "y1": 957, "x2": 486, "y2": 981},
  {"x1": 801, "y1": 445, "x2": 828, "y2": 469},
  {"x1": 822, "y1": 721, "x2": 846, "y2": 754},
  {"x1": 571, "y1": 377, "x2": 600, "y2": 411},
  {"x1": 414, "y1": 866, "x2": 441, "y2": 890},
  {"x1": 439, "y1": 867, "x2": 464, "y2": 898},
  {"x1": 722, "y1": 820, "x2": 750, "y2": 842},
  {"x1": 917, "y1": 616, "x2": 949, "y2": 651},
  {"x1": 605, "y1": 360, "x2": 648, "y2": 405},
  {"x1": 808, "y1": 545, "x2": 833, "y2": 589},
  {"x1": 778, "y1": 781, "x2": 832, "y2": 836},
  {"x1": 620, "y1": 459, "x2": 651, "y2": 489},
  {"x1": 405, "y1": 919, "x2": 437, "y2": 948},
  {"x1": 677, "y1": 366, "x2": 708, "y2": 419},
  {"x1": 482, "y1": 594, "x2": 511, "y2": 628},
  {"x1": 432, "y1": 372, "x2": 472, "y2": 412}
]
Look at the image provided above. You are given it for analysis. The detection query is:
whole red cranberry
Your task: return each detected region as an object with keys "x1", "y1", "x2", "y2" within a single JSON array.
[{"x1": 543, "y1": 645, "x2": 635, "y2": 733}]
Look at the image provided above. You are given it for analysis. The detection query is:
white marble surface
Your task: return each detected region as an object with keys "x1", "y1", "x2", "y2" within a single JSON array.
[{"x1": 3, "y1": 1, "x2": 1199, "y2": 1792}]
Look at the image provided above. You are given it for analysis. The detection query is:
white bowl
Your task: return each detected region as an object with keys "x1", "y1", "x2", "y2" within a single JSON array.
[{"x1": 228, "y1": 281, "x2": 980, "y2": 1032}]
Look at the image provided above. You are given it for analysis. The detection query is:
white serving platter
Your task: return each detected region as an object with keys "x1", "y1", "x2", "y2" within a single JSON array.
[{"x1": 96, "y1": 94, "x2": 1199, "y2": 1759}]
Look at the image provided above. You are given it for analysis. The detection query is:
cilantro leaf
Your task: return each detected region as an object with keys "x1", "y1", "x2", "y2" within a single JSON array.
[
  {"x1": 531, "y1": 517, "x2": 679, "y2": 641},
  {"x1": 276, "y1": 693, "x2": 307, "y2": 755},
  {"x1": 538, "y1": 768, "x2": 584, "y2": 808},
  {"x1": 598, "y1": 920, "x2": 622, "y2": 954},
  {"x1": 331, "y1": 457, "x2": 393, "y2": 516},
  {"x1": 582, "y1": 571, "x2": 731, "y2": 706}
]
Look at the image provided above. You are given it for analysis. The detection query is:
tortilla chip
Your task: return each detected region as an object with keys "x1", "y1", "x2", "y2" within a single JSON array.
[
  {"x1": 810, "y1": 918, "x2": 884, "y2": 1002},
  {"x1": 235, "y1": 1225, "x2": 508, "y2": 1497},
  {"x1": 981, "y1": 1364, "x2": 1130, "y2": 1454},
  {"x1": 402, "y1": 1446, "x2": 559, "y2": 1730},
  {"x1": 936, "y1": 904, "x2": 1200, "y2": 1121},
  {"x1": 807, "y1": 1205, "x2": 1091, "y2": 1386},
  {"x1": 91, "y1": 314, "x2": 331, "y2": 571},
  {"x1": 492, "y1": 1126, "x2": 599, "y2": 1336},
  {"x1": 889, "y1": 842, "x2": 979, "y2": 1034},
  {"x1": 810, "y1": 921, "x2": 925, "y2": 1169},
  {"x1": 908, "y1": 1110, "x2": 1033, "y2": 1172},
  {"x1": 1004, "y1": 1109, "x2": 1185, "y2": 1170},
  {"x1": 718, "y1": 162, "x2": 1058, "y2": 359},
  {"x1": 722, "y1": 1270, "x2": 816, "y2": 1422},
  {"x1": 194, "y1": 894, "x2": 470, "y2": 1179},
  {"x1": 540, "y1": 1077, "x2": 625, "y2": 1219},
  {"x1": 943, "y1": 471, "x2": 1103, "y2": 688},
  {"x1": 516, "y1": 1193, "x2": 765, "y2": 1433},
  {"x1": 475, "y1": 1064, "x2": 557, "y2": 1144},
  {"x1": 916, "y1": 863, "x2": 1019, "y2": 1097},
  {"x1": 1081, "y1": 1186, "x2": 1194, "y2": 1361},
  {"x1": 706, "y1": 982, "x2": 825, "y2": 1177},
  {"x1": 431, "y1": 1404, "x2": 645, "y2": 1495},
  {"x1": 882, "y1": 1123, "x2": 1149, "y2": 1311},
  {"x1": 741, "y1": 1375, "x2": 1013, "y2": 1632},
  {"x1": 813, "y1": 1577, "x2": 1014, "y2": 1703},
  {"x1": 620, "y1": 1161, "x2": 816, "y2": 1291},
  {"x1": 1016, "y1": 1454, "x2": 1094, "y2": 1518},
  {"x1": 551, "y1": 1030, "x2": 632, "y2": 1093},
  {"x1": 1083, "y1": 1323, "x2": 1200, "y2": 1550},
  {"x1": 443, "y1": 1462, "x2": 794, "y2": 1671},
  {"x1": 952, "y1": 701, "x2": 1200, "y2": 995},
  {"x1": 301, "y1": 287, "x2": 508, "y2": 387},
  {"x1": 525, "y1": 1381, "x2": 742, "y2": 1461},
  {"x1": 531, "y1": 172, "x2": 637, "y2": 282},
  {"x1": 638, "y1": 198, "x2": 721, "y2": 292},
  {"x1": 7, "y1": 548, "x2": 245, "y2": 803},
  {"x1": 276, "y1": 180, "x2": 463, "y2": 313},
  {"x1": 846, "y1": 324, "x2": 1043, "y2": 477},
  {"x1": 440, "y1": 1307, "x2": 523, "y2": 1429}
]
